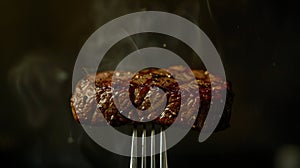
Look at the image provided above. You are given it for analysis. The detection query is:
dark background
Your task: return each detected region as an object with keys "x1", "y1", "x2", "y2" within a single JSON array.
[{"x1": 1, "y1": 0, "x2": 299, "y2": 167}]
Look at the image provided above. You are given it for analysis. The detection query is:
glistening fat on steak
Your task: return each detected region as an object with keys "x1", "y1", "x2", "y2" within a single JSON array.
[{"x1": 70, "y1": 66, "x2": 233, "y2": 131}]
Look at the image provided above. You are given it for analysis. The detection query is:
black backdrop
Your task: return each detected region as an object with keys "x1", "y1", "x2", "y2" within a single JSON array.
[{"x1": 1, "y1": 0, "x2": 299, "y2": 167}]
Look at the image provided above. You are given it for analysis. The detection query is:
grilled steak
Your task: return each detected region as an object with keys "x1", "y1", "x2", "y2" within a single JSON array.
[{"x1": 70, "y1": 66, "x2": 233, "y2": 131}]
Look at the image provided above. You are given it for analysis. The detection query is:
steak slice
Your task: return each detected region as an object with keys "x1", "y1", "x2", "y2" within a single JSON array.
[{"x1": 70, "y1": 66, "x2": 233, "y2": 131}]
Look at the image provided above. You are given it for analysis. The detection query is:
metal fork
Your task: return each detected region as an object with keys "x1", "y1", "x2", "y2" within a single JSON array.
[{"x1": 129, "y1": 125, "x2": 168, "y2": 168}]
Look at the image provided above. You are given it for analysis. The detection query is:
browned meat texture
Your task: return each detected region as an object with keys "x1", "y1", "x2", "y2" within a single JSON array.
[{"x1": 70, "y1": 66, "x2": 233, "y2": 131}]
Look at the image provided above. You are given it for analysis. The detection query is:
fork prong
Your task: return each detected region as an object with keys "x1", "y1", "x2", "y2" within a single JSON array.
[
  {"x1": 150, "y1": 126, "x2": 156, "y2": 168},
  {"x1": 129, "y1": 125, "x2": 168, "y2": 168},
  {"x1": 141, "y1": 127, "x2": 147, "y2": 168},
  {"x1": 130, "y1": 128, "x2": 138, "y2": 168},
  {"x1": 160, "y1": 127, "x2": 168, "y2": 168}
]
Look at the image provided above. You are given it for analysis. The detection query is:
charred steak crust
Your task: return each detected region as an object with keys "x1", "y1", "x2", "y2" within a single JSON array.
[{"x1": 70, "y1": 66, "x2": 233, "y2": 131}]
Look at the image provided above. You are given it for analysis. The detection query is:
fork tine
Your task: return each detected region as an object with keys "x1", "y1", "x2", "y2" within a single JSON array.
[
  {"x1": 160, "y1": 127, "x2": 168, "y2": 168},
  {"x1": 150, "y1": 125, "x2": 156, "y2": 168},
  {"x1": 130, "y1": 128, "x2": 138, "y2": 168},
  {"x1": 129, "y1": 125, "x2": 168, "y2": 168},
  {"x1": 141, "y1": 126, "x2": 147, "y2": 168}
]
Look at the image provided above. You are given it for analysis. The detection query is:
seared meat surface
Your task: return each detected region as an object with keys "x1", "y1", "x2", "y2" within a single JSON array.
[{"x1": 71, "y1": 66, "x2": 233, "y2": 131}]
